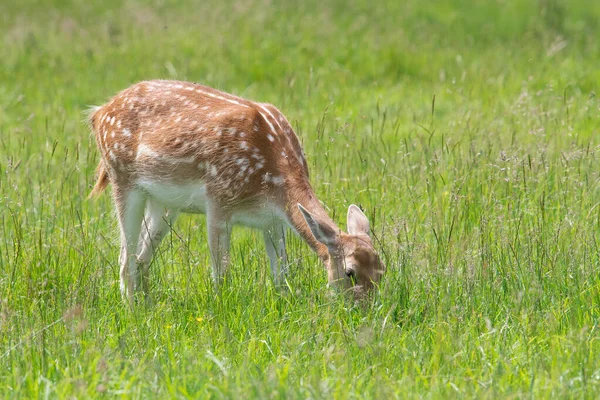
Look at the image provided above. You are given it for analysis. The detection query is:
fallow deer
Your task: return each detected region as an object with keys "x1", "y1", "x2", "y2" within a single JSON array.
[{"x1": 88, "y1": 80, "x2": 384, "y2": 306}]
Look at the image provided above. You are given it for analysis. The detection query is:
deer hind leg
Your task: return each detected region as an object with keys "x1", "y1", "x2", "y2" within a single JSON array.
[
  {"x1": 206, "y1": 202, "x2": 232, "y2": 285},
  {"x1": 113, "y1": 186, "x2": 147, "y2": 308},
  {"x1": 263, "y1": 223, "x2": 288, "y2": 287},
  {"x1": 137, "y1": 199, "x2": 179, "y2": 299}
]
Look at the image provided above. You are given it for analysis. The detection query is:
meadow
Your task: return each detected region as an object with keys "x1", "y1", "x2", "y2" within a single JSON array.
[{"x1": 1, "y1": 0, "x2": 600, "y2": 397}]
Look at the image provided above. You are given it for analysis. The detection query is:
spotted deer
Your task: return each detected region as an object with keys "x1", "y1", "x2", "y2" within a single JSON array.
[{"x1": 88, "y1": 80, "x2": 384, "y2": 306}]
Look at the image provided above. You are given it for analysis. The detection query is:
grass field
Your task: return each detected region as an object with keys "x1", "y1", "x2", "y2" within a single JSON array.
[{"x1": 1, "y1": 0, "x2": 600, "y2": 397}]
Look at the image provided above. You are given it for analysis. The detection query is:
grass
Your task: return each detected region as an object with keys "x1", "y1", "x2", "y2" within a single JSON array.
[{"x1": 1, "y1": 0, "x2": 600, "y2": 397}]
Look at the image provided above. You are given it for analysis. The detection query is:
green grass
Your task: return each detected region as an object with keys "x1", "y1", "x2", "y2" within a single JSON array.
[{"x1": 1, "y1": 0, "x2": 600, "y2": 397}]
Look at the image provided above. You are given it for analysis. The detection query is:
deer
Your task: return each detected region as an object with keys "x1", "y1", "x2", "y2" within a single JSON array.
[{"x1": 88, "y1": 80, "x2": 385, "y2": 306}]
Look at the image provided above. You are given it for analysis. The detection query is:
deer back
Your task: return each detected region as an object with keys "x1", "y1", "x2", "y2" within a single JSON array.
[{"x1": 90, "y1": 80, "x2": 309, "y2": 206}]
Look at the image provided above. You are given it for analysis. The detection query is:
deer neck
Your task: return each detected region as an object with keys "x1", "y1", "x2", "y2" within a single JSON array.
[{"x1": 284, "y1": 184, "x2": 340, "y2": 262}]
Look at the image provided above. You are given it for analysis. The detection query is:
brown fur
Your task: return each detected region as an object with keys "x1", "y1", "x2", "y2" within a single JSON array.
[{"x1": 89, "y1": 80, "x2": 308, "y2": 206}]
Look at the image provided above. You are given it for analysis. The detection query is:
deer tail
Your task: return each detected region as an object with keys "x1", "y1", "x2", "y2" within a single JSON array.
[{"x1": 88, "y1": 160, "x2": 109, "y2": 199}]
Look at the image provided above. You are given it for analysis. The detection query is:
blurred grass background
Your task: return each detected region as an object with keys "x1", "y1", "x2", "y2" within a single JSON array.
[{"x1": 1, "y1": 0, "x2": 600, "y2": 398}]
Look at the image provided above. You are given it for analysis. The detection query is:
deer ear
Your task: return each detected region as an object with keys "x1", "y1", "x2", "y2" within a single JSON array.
[
  {"x1": 347, "y1": 204, "x2": 370, "y2": 235},
  {"x1": 298, "y1": 203, "x2": 338, "y2": 248}
]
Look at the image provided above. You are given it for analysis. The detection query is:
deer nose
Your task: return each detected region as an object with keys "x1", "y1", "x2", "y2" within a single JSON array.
[{"x1": 345, "y1": 269, "x2": 355, "y2": 278}]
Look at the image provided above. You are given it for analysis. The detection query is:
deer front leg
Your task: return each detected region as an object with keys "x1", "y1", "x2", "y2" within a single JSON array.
[
  {"x1": 206, "y1": 203, "x2": 232, "y2": 285},
  {"x1": 263, "y1": 224, "x2": 288, "y2": 287}
]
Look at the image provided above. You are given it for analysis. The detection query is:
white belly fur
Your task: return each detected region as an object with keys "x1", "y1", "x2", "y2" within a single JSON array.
[
  {"x1": 137, "y1": 179, "x2": 209, "y2": 213},
  {"x1": 136, "y1": 179, "x2": 287, "y2": 229}
]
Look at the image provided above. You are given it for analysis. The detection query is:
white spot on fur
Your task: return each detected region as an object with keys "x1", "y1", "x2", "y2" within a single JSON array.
[
  {"x1": 259, "y1": 105, "x2": 283, "y2": 130},
  {"x1": 136, "y1": 143, "x2": 160, "y2": 160},
  {"x1": 271, "y1": 176, "x2": 284, "y2": 185},
  {"x1": 194, "y1": 88, "x2": 250, "y2": 108},
  {"x1": 267, "y1": 134, "x2": 275, "y2": 142},
  {"x1": 259, "y1": 111, "x2": 277, "y2": 138},
  {"x1": 136, "y1": 143, "x2": 195, "y2": 163}
]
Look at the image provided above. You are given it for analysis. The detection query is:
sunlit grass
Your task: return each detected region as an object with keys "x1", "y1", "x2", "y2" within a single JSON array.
[{"x1": 1, "y1": 0, "x2": 600, "y2": 397}]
